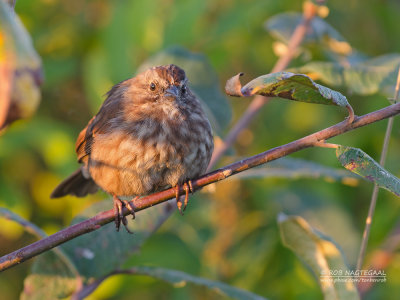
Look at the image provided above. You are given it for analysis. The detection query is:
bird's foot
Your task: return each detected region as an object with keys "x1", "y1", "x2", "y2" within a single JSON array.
[
  {"x1": 175, "y1": 180, "x2": 194, "y2": 215},
  {"x1": 113, "y1": 195, "x2": 137, "y2": 233}
]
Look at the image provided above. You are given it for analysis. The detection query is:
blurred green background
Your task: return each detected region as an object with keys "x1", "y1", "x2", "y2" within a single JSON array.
[{"x1": 1, "y1": 0, "x2": 400, "y2": 299}]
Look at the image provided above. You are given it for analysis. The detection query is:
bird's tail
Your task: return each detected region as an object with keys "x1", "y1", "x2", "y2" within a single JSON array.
[{"x1": 50, "y1": 168, "x2": 98, "y2": 198}]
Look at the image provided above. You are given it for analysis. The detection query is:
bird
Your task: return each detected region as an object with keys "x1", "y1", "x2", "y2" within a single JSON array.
[{"x1": 51, "y1": 64, "x2": 214, "y2": 232}]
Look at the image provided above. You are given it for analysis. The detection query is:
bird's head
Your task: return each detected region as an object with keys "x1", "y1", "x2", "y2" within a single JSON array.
[{"x1": 128, "y1": 64, "x2": 193, "y2": 106}]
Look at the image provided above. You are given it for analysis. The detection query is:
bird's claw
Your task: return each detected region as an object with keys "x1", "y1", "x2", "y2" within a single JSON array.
[
  {"x1": 113, "y1": 195, "x2": 137, "y2": 234},
  {"x1": 175, "y1": 180, "x2": 194, "y2": 215}
]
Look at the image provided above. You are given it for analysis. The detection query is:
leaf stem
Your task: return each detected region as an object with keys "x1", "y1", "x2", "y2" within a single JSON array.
[
  {"x1": 346, "y1": 104, "x2": 355, "y2": 124},
  {"x1": 356, "y1": 67, "x2": 400, "y2": 272},
  {"x1": 313, "y1": 141, "x2": 339, "y2": 149}
]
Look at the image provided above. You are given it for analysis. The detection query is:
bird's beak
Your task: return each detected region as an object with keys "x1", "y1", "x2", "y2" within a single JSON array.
[{"x1": 165, "y1": 85, "x2": 179, "y2": 99}]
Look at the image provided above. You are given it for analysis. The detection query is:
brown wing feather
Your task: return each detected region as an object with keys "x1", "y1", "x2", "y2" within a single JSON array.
[
  {"x1": 50, "y1": 168, "x2": 98, "y2": 198},
  {"x1": 75, "y1": 80, "x2": 128, "y2": 162},
  {"x1": 76, "y1": 115, "x2": 99, "y2": 162}
]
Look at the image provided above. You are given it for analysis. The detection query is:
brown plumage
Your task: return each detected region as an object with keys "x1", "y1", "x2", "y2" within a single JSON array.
[{"x1": 51, "y1": 64, "x2": 214, "y2": 232}]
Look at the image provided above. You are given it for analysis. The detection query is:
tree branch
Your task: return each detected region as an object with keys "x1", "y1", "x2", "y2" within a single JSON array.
[
  {"x1": 1, "y1": 101, "x2": 400, "y2": 272},
  {"x1": 207, "y1": 1, "x2": 317, "y2": 169}
]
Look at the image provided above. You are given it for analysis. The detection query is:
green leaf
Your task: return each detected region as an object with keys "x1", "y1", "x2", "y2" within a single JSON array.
[
  {"x1": 0, "y1": 207, "x2": 46, "y2": 239},
  {"x1": 265, "y1": 12, "x2": 357, "y2": 61},
  {"x1": 0, "y1": 208, "x2": 79, "y2": 276},
  {"x1": 2, "y1": 208, "x2": 82, "y2": 300},
  {"x1": 22, "y1": 200, "x2": 175, "y2": 298},
  {"x1": 266, "y1": 12, "x2": 344, "y2": 47},
  {"x1": 21, "y1": 251, "x2": 79, "y2": 300},
  {"x1": 293, "y1": 54, "x2": 400, "y2": 101},
  {"x1": 236, "y1": 71, "x2": 350, "y2": 107},
  {"x1": 137, "y1": 46, "x2": 232, "y2": 134},
  {"x1": 61, "y1": 199, "x2": 175, "y2": 280},
  {"x1": 236, "y1": 157, "x2": 359, "y2": 186},
  {"x1": 278, "y1": 213, "x2": 359, "y2": 300},
  {"x1": 128, "y1": 266, "x2": 268, "y2": 300},
  {"x1": 336, "y1": 146, "x2": 400, "y2": 196}
]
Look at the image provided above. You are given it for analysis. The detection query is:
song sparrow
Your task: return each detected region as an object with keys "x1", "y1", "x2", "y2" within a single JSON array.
[{"x1": 51, "y1": 64, "x2": 214, "y2": 232}]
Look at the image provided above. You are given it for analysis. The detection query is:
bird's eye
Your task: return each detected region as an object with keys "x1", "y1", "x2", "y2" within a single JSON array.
[
  {"x1": 149, "y1": 82, "x2": 156, "y2": 91},
  {"x1": 181, "y1": 85, "x2": 187, "y2": 95}
]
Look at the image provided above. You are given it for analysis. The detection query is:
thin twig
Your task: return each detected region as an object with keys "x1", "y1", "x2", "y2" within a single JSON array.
[
  {"x1": 358, "y1": 217, "x2": 400, "y2": 296},
  {"x1": 1, "y1": 101, "x2": 400, "y2": 272},
  {"x1": 356, "y1": 67, "x2": 400, "y2": 272},
  {"x1": 207, "y1": 1, "x2": 317, "y2": 169}
]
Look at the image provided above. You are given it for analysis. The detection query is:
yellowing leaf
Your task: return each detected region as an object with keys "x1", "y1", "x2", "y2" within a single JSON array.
[
  {"x1": 0, "y1": 1, "x2": 42, "y2": 129},
  {"x1": 278, "y1": 213, "x2": 359, "y2": 300},
  {"x1": 265, "y1": 12, "x2": 354, "y2": 60}
]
